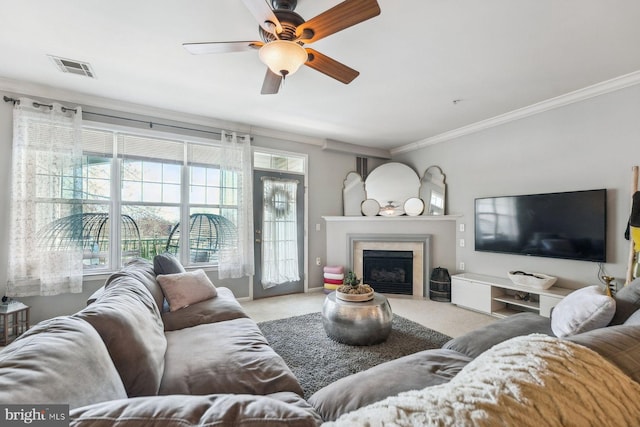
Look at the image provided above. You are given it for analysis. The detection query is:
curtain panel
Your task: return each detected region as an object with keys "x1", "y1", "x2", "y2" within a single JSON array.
[
  {"x1": 7, "y1": 98, "x2": 84, "y2": 296},
  {"x1": 218, "y1": 131, "x2": 254, "y2": 279}
]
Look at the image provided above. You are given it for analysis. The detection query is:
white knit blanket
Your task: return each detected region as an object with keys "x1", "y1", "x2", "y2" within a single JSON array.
[{"x1": 325, "y1": 334, "x2": 640, "y2": 427}]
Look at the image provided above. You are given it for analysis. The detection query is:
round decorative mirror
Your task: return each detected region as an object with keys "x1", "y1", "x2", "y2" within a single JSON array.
[{"x1": 364, "y1": 163, "x2": 421, "y2": 213}]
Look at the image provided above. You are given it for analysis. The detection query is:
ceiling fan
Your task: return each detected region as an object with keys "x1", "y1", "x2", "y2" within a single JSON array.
[{"x1": 183, "y1": 0, "x2": 381, "y2": 94}]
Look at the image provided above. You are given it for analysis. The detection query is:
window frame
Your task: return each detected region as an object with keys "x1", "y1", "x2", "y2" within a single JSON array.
[{"x1": 80, "y1": 121, "x2": 230, "y2": 276}]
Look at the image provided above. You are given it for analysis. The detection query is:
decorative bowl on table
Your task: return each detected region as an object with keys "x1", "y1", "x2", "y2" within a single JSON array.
[{"x1": 508, "y1": 271, "x2": 557, "y2": 289}]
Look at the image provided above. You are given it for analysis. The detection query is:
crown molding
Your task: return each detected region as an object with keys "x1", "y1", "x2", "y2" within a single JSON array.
[{"x1": 391, "y1": 70, "x2": 640, "y2": 155}]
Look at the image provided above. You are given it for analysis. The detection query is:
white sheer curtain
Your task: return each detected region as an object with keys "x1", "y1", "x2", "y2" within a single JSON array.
[
  {"x1": 218, "y1": 131, "x2": 254, "y2": 279},
  {"x1": 261, "y1": 178, "x2": 300, "y2": 288},
  {"x1": 7, "y1": 98, "x2": 84, "y2": 296}
]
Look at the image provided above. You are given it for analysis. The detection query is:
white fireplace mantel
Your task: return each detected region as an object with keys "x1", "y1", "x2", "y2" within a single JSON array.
[{"x1": 322, "y1": 215, "x2": 462, "y2": 222}]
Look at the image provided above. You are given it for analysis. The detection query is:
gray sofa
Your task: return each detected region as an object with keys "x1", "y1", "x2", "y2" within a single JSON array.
[
  {"x1": 3, "y1": 257, "x2": 640, "y2": 425},
  {"x1": 310, "y1": 281, "x2": 640, "y2": 424},
  {"x1": 0, "y1": 258, "x2": 322, "y2": 426}
]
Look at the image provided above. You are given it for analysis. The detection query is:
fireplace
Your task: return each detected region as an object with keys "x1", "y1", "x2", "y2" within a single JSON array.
[
  {"x1": 348, "y1": 234, "x2": 432, "y2": 297},
  {"x1": 363, "y1": 250, "x2": 413, "y2": 295}
]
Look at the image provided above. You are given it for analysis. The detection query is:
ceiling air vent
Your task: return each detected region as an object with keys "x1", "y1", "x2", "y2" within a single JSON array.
[{"x1": 48, "y1": 55, "x2": 96, "y2": 78}]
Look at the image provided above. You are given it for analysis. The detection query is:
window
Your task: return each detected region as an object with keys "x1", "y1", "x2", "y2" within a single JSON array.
[
  {"x1": 254, "y1": 151, "x2": 305, "y2": 173},
  {"x1": 62, "y1": 126, "x2": 235, "y2": 273}
]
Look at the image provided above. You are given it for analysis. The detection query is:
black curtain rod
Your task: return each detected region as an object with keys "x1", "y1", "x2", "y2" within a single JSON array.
[
  {"x1": 4, "y1": 95, "x2": 77, "y2": 113},
  {"x1": 82, "y1": 110, "x2": 226, "y2": 138},
  {"x1": 4, "y1": 95, "x2": 249, "y2": 140}
]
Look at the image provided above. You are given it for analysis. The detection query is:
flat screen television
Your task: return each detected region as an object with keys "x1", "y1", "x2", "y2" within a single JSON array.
[{"x1": 474, "y1": 189, "x2": 606, "y2": 262}]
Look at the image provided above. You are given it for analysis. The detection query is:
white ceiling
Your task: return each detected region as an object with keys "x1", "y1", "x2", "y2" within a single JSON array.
[{"x1": 1, "y1": 0, "x2": 640, "y2": 151}]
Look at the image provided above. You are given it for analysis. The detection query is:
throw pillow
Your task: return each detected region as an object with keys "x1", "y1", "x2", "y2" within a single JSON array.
[
  {"x1": 551, "y1": 285, "x2": 616, "y2": 338},
  {"x1": 610, "y1": 277, "x2": 640, "y2": 325},
  {"x1": 153, "y1": 252, "x2": 186, "y2": 276},
  {"x1": 157, "y1": 269, "x2": 218, "y2": 312}
]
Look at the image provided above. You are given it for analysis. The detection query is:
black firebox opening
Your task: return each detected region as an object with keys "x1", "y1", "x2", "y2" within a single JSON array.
[{"x1": 363, "y1": 250, "x2": 413, "y2": 295}]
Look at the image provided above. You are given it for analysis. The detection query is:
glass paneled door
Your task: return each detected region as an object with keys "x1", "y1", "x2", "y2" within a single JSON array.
[{"x1": 253, "y1": 170, "x2": 304, "y2": 298}]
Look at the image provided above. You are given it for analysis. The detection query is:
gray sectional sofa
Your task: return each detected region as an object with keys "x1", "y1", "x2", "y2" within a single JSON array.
[
  {"x1": 2, "y1": 257, "x2": 640, "y2": 426},
  {"x1": 0, "y1": 258, "x2": 322, "y2": 426}
]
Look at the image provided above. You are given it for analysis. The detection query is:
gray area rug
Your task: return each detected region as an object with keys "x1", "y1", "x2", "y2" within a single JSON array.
[{"x1": 258, "y1": 312, "x2": 452, "y2": 399}]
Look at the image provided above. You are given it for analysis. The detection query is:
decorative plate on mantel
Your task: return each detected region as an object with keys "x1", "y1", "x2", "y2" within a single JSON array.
[
  {"x1": 361, "y1": 199, "x2": 380, "y2": 216},
  {"x1": 336, "y1": 290, "x2": 374, "y2": 302}
]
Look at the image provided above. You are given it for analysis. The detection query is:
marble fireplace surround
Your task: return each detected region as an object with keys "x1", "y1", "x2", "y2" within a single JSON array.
[
  {"x1": 348, "y1": 234, "x2": 432, "y2": 297},
  {"x1": 323, "y1": 215, "x2": 459, "y2": 297}
]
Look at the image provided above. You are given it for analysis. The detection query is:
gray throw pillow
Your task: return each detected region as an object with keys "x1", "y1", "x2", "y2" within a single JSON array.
[
  {"x1": 610, "y1": 278, "x2": 640, "y2": 325},
  {"x1": 154, "y1": 252, "x2": 186, "y2": 276}
]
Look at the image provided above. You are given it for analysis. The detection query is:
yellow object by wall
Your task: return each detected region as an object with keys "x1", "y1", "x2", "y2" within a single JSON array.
[{"x1": 632, "y1": 226, "x2": 640, "y2": 252}]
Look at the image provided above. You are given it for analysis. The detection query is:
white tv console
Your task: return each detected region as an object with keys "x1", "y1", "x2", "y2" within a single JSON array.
[{"x1": 451, "y1": 273, "x2": 573, "y2": 318}]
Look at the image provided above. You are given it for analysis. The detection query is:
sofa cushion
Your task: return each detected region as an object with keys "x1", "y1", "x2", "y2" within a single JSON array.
[
  {"x1": 105, "y1": 258, "x2": 165, "y2": 313},
  {"x1": 157, "y1": 269, "x2": 218, "y2": 312},
  {"x1": 75, "y1": 279, "x2": 167, "y2": 397},
  {"x1": 70, "y1": 392, "x2": 322, "y2": 427},
  {"x1": 162, "y1": 286, "x2": 248, "y2": 331},
  {"x1": 443, "y1": 312, "x2": 552, "y2": 359},
  {"x1": 154, "y1": 252, "x2": 186, "y2": 275},
  {"x1": 551, "y1": 285, "x2": 615, "y2": 338},
  {"x1": 624, "y1": 309, "x2": 640, "y2": 326},
  {"x1": 0, "y1": 316, "x2": 127, "y2": 409},
  {"x1": 159, "y1": 317, "x2": 303, "y2": 397},
  {"x1": 610, "y1": 277, "x2": 640, "y2": 325},
  {"x1": 567, "y1": 324, "x2": 640, "y2": 384},
  {"x1": 309, "y1": 348, "x2": 472, "y2": 422}
]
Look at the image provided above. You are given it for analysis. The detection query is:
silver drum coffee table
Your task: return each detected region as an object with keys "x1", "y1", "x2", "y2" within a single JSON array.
[{"x1": 321, "y1": 292, "x2": 393, "y2": 346}]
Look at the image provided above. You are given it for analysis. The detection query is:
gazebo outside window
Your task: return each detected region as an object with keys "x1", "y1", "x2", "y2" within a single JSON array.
[
  {"x1": 38, "y1": 213, "x2": 142, "y2": 267},
  {"x1": 165, "y1": 213, "x2": 237, "y2": 263}
]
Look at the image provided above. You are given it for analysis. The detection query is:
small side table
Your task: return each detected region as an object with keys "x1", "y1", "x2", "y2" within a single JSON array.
[
  {"x1": 321, "y1": 292, "x2": 392, "y2": 346},
  {"x1": 0, "y1": 303, "x2": 30, "y2": 346}
]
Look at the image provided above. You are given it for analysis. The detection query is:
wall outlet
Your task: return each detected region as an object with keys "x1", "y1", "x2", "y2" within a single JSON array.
[
  {"x1": 315, "y1": 223, "x2": 321, "y2": 232},
  {"x1": 459, "y1": 262, "x2": 465, "y2": 271},
  {"x1": 459, "y1": 238, "x2": 465, "y2": 247},
  {"x1": 459, "y1": 223, "x2": 465, "y2": 232},
  {"x1": 315, "y1": 257, "x2": 322, "y2": 266}
]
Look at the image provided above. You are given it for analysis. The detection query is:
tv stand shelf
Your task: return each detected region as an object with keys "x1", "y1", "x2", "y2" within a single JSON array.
[{"x1": 451, "y1": 273, "x2": 573, "y2": 318}]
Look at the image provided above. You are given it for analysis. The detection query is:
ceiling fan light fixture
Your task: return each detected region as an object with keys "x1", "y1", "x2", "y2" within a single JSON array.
[{"x1": 259, "y1": 40, "x2": 308, "y2": 77}]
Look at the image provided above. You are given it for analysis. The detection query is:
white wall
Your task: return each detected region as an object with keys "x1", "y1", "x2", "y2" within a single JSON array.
[
  {"x1": 0, "y1": 93, "x2": 378, "y2": 324},
  {"x1": 393, "y1": 84, "x2": 640, "y2": 290}
]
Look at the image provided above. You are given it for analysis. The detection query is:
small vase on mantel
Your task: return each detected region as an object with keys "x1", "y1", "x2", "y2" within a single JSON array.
[{"x1": 336, "y1": 271, "x2": 374, "y2": 302}]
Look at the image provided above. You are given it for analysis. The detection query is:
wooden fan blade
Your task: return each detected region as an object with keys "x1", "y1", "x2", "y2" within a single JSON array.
[
  {"x1": 261, "y1": 69, "x2": 282, "y2": 94},
  {"x1": 304, "y1": 48, "x2": 359, "y2": 84},
  {"x1": 183, "y1": 41, "x2": 263, "y2": 55},
  {"x1": 295, "y1": 0, "x2": 380, "y2": 43},
  {"x1": 241, "y1": 0, "x2": 283, "y2": 34}
]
